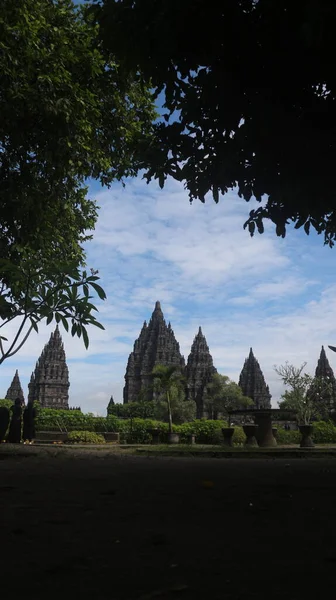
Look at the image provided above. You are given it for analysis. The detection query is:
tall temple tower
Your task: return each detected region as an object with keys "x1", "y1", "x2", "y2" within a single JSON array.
[
  {"x1": 238, "y1": 348, "x2": 271, "y2": 409},
  {"x1": 313, "y1": 345, "x2": 336, "y2": 414},
  {"x1": 123, "y1": 301, "x2": 185, "y2": 403},
  {"x1": 186, "y1": 327, "x2": 217, "y2": 418},
  {"x1": 5, "y1": 370, "x2": 25, "y2": 404},
  {"x1": 28, "y1": 325, "x2": 70, "y2": 409}
]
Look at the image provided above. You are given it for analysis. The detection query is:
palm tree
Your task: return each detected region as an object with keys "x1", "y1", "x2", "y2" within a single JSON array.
[{"x1": 151, "y1": 364, "x2": 183, "y2": 434}]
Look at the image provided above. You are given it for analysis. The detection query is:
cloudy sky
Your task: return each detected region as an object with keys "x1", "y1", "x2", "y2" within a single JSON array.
[{"x1": 2, "y1": 175, "x2": 336, "y2": 414}]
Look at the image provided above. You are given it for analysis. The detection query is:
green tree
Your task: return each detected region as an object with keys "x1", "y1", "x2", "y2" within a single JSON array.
[
  {"x1": 275, "y1": 362, "x2": 332, "y2": 424},
  {"x1": 205, "y1": 373, "x2": 253, "y2": 420},
  {"x1": 151, "y1": 364, "x2": 187, "y2": 432},
  {"x1": 0, "y1": 260, "x2": 106, "y2": 363},
  {"x1": 91, "y1": 0, "x2": 336, "y2": 246},
  {"x1": 0, "y1": 0, "x2": 155, "y2": 352}
]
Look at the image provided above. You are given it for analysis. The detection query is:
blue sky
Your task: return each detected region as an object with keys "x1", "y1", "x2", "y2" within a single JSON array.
[{"x1": 2, "y1": 174, "x2": 336, "y2": 414}]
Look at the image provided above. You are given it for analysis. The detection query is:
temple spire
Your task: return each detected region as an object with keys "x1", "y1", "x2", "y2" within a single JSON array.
[
  {"x1": 123, "y1": 301, "x2": 185, "y2": 403},
  {"x1": 5, "y1": 370, "x2": 25, "y2": 404},
  {"x1": 107, "y1": 395, "x2": 115, "y2": 415},
  {"x1": 186, "y1": 327, "x2": 216, "y2": 418},
  {"x1": 28, "y1": 326, "x2": 70, "y2": 409},
  {"x1": 313, "y1": 346, "x2": 336, "y2": 416},
  {"x1": 238, "y1": 348, "x2": 271, "y2": 409}
]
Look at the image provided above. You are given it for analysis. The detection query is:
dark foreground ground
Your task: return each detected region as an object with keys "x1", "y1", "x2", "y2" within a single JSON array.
[{"x1": 1, "y1": 447, "x2": 335, "y2": 599}]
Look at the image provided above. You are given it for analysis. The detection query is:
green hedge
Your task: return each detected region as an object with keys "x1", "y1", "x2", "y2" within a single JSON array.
[
  {"x1": 275, "y1": 428, "x2": 301, "y2": 445},
  {"x1": 312, "y1": 421, "x2": 336, "y2": 443},
  {"x1": 66, "y1": 431, "x2": 106, "y2": 444},
  {"x1": 108, "y1": 402, "x2": 155, "y2": 419},
  {"x1": 26, "y1": 407, "x2": 336, "y2": 446}
]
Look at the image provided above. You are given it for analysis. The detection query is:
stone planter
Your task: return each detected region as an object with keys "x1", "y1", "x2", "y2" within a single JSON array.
[
  {"x1": 243, "y1": 424, "x2": 258, "y2": 447},
  {"x1": 167, "y1": 432, "x2": 180, "y2": 445},
  {"x1": 272, "y1": 427, "x2": 278, "y2": 439},
  {"x1": 35, "y1": 431, "x2": 68, "y2": 443},
  {"x1": 186, "y1": 433, "x2": 196, "y2": 445},
  {"x1": 222, "y1": 427, "x2": 235, "y2": 447},
  {"x1": 299, "y1": 425, "x2": 315, "y2": 448},
  {"x1": 103, "y1": 432, "x2": 120, "y2": 444},
  {"x1": 148, "y1": 428, "x2": 160, "y2": 445}
]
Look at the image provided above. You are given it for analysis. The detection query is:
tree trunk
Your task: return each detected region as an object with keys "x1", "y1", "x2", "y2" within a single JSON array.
[{"x1": 167, "y1": 391, "x2": 173, "y2": 434}]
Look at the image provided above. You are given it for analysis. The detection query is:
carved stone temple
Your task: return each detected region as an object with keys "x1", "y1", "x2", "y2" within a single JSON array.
[
  {"x1": 28, "y1": 325, "x2": 70, "y2": 409},
  {"x1": 186, "y1": 327, "x2": 217, "y2": 418},
  {"x1": 123, "y1": 301, "x2": 185, "y2": 403},
  {"x1": 238, "y1": 348, "x2": 271, "y2": 409},
  {"x1": 313, "y1": 345, "x2": 336, "y2": 414},
  {"x1": 5, "y1": 370, "x2": 25, "y2": 404},
  {"x1": 122, "y1": 302, "x2": 274, "y2": 413}
]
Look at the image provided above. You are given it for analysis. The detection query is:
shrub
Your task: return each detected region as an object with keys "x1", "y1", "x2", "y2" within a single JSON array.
[
  {"x1": 67, "y1": 431, "x2": 106, "y2": 444},
  {"x1": 105, "y1": 415, "x2": 120, "y2": 432},
  {"x1": 177, "y1": 419, "x2": 227, "y2": 444},
  {"x1": 108, "y1": 402, "x2": 155, "y2": 419},
  {"x1": 275, "y1": 428, "x2": 301, "y2": 445},
  {"x1": 117, "y1": 418, "x2": 173, "y2": 444},
  {"x1": 0, "y1": 399, "x2": 13, "y2": 410},
  {"x1": 312, "y1": 421, "x2": 336, "y2": 444},
  {"x1": 232, "y1": 426, "x2": 245, "y2": 445}
]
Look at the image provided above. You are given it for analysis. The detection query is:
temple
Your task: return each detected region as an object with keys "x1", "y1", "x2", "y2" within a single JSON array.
[
  {"x1": 238, "y1": 348, "x2": 271, "y2": 409},
  {"x1": 186, "y1": 327, "x2": 217, "y2": 418},
  {"x1": 107, "y1": 395, "x2": 115, "y2": 415},
  {"x1": 313, "y1": 345, "x2": 336, "y2": 414},
  {"x1": 5, "y1": 370, "x2": 25, "y2": 404},
  {"x1": 28, "y1": 325, "x2": 70, "y2": 409},
  {"x1": 123, "y1": 301, "x2": 185, "y2": 403}
]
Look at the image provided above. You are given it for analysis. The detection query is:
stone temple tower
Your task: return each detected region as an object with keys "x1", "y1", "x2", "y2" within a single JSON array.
[
  {"x1": 28, "y1": 325, "x2": 70, "y2": 408},
  {"x1": 5, "y1": 370, "x2": 25, "y2": 404},
  {"x1": 123, "y1": 301, "x2": 185, "y2": 403},
  {"x1": 186, "y1": 327, "x2": 217, "y2": 418},
  {"x1": 238, "y1": 348, "x2": 271, "y2": 409},
  {"x1": 313, "y1": 345, "x2": 336, "y2": 414}
]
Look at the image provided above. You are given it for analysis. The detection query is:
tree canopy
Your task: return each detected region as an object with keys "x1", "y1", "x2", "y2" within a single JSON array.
[
  {"x1": 90, "y1": 0, "x2": 336, "y2": 245},
  {"x1": 205, "y1": 373, "x2": 253, "y2": 419},
  {"x1": 0, "y1": 0, "x2": 155, "y2": 258},
  {"x1": 0, "y1": 0, "x2": 156, "y2": 351},
  {"x1": 275, "y1": 362, "x2": 333, "y2": 424}
]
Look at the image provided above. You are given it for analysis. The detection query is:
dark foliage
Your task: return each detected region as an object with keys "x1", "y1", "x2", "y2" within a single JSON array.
[{"x1": 91, "y1": 0, "x2": 336, "y2": 245}]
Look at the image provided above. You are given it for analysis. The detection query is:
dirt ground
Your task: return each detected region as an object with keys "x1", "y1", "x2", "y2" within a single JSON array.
[{"x1": 1, "y1": 446, "x2": 335, "y2": 599}]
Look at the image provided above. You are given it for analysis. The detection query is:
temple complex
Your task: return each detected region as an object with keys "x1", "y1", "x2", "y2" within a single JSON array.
[
  {"x1": 186, "y1": 327, "x2": 217, "y2": 418},
  {"x1": 313, "y1": 345, "x2": 336, "y2": 414},
  {"x1": 28, "y1": 325, "x2": 70, "y2": 409},
  {"x1": 238, "y1": 348, "x2": 271, "y2": 409},
  {"x1": 5, "y1": 370, "x2": 25, "y2": 404},
  {"x1": 123, "y1": 301, "x2": 185, "y2": 403}
]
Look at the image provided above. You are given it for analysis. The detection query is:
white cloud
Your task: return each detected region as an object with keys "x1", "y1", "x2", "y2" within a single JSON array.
[{"x1": 1, "y1": 176, "x2": 336, "y2": 415}]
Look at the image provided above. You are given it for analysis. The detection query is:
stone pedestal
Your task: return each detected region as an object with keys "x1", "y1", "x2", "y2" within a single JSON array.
[
  {"x1": 254, "y1": 413, "x2": 277, "y2": 447},
  {"x1": 243, "y1": 424, "x2": 258, "y2": 447},
  {"x1": 299, "y1": 425, "x2": 315, "y2": 448},
  {"x1": 222, "y1": 427, "x2": 234, "y2": 447}
]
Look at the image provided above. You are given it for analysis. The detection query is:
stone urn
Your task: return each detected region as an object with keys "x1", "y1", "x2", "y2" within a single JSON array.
[
  {"x1": 148, "y1": 428, "x2": 160, "y2": 445},
  {"x1": 222, "y1": 427, "x2": 235, "y2": 447},
  {"x1": 167, "y1": 432, "x2": 180, "y2": 445},
  {"x1": 299, "y1": 425, "x2": 315, "y2": 448},
  {"x1": 243, "y1": 424, "x2": 258, "y2": 447}
]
